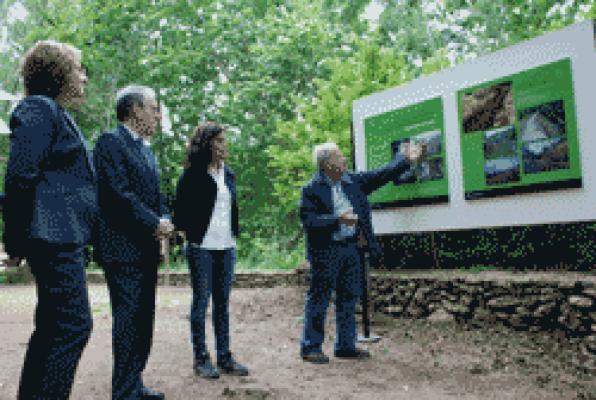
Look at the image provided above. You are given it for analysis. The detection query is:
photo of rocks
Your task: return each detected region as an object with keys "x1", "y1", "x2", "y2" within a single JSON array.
[
  {"x1": 519, "y1": 100, "x2": 570, "y2": 174},
  {"x1": 483, "y1": 125, "x2": 520, "y2": 185},
  {"x1": 462, "y1": 81, "x2": 515, "y2": 133},
  {"x1": 391, "y1": 134, "x2": 444, "y2": 184}
]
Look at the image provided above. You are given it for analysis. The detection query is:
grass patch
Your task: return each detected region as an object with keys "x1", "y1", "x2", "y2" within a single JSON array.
[
  {"x1": 0, "y1": 269, "x2": 31, "y2": 284},
  {"x1": 86, "y1": 238, "x2": 305, "y2": 272},
  {"x1": 458, "y1": 264, "x2": 499, "y2": 273}
]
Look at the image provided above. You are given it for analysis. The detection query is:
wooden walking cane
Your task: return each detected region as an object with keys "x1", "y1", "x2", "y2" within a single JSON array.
[{"x1": 357, "y1": 232, "x2": 381, "y2": 343}]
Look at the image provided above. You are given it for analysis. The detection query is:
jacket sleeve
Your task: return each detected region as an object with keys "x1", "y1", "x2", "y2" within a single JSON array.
[
  {"x1": 6, "y1": 97, "x2": 56, "y2": 190},
  {"x1": 355, "y1": 154, "x2": 412, "y2": 195},
  {"x1": 299, "y1": 185, "x2": 339, "y2": 230},
  {"x1": 94, "y1": 134, "x2": 160, "y2": 235},
  {"x1": 3, "y1": 97, "x2": 57, "y2": 257}
]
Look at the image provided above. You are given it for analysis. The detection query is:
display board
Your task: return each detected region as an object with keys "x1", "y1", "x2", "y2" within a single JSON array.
[
  {"x1": 458, "y1": 58, "x2": 582, "y2": 199},
  {"x1": 364, "y1": 97, "x2": 448, "y2": 208},
  {"x1": 352, "y1": 20, "x2": 596, "y2": 233}
]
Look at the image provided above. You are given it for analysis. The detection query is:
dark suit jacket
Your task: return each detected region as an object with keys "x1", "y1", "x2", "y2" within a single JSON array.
[
  {"x1": 172, "y1": 165, "x2": 239, "y2": 245},
  {"x1": 300, "y1": 155, "x2": 411, "y2": 262},
  {"x1": 3, "y1": 95, "x2": 97, "y2": 258},
  {"x1": 93, "y1": 124, "x2": 167, "y2": 265}
]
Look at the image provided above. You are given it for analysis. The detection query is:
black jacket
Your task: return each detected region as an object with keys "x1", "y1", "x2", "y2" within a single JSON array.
[
  {"x1": 173, "y1": 165, "x2": 239, "y2": 245},
  {"x1": 93, "y1": 124, "x2": 168, "y2": 265},
  {"x1": 3, "y1": 95, "x2": 97, "y2": 258},
  {"x1": 300, "y1": 155, "x2": 411, "y2": 261}
]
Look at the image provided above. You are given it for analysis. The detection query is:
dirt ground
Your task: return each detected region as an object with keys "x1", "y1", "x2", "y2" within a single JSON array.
[{"x1": 0, "y1": 284, "x2": 594, "y2": 400}]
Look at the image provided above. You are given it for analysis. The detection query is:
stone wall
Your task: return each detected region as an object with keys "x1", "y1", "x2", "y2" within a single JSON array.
[
  {"x1": 85, "y1": 270, "x2": 307, "y2": 288},
  {"x1": 367, "y1": 270, "x2": 596, "y2": 371}
]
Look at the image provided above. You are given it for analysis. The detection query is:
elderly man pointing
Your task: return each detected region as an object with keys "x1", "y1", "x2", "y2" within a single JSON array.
[{"x1": 299, "y1": 141, "x2": 424, "y2": 363}]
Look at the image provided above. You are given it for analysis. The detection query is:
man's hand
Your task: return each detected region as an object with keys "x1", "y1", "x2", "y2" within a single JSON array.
[
  {"x1": 154, "y1": 218, "x2": 174, "y2": 239},
  {"x1": 339, "y1": 210, "x2": 358, "y2": 227},
  {"x1": 405, "y1": 143, "x2": 427, "y2": 164}
]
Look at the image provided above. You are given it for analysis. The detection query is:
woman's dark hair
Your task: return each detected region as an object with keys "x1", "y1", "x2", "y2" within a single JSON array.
[{"x1": 184, "y1": 122, "x2": 226, "y2": 170}]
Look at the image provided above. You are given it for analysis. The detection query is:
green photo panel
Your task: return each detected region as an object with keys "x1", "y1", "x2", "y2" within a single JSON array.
[
  {"x1": 458, "y1": 58, "x2": 582, "y2": 200},
  {"x1": 364, "y1": 96, "x2": 448, "y2": 208}
]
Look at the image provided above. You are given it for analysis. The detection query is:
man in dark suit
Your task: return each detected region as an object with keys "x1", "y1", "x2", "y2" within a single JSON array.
[
  {"x1": 4, "y1": 40, "x2": 97, "y2": 400},
  {"x1": 93, "y1": 85, "x2": 173, "y2": 400},
  {"x1": 299, "y1": 141, "x2": 424, "y2": 363}
]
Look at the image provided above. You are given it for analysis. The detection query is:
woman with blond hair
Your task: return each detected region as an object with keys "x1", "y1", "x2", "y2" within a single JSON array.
[{"x1": 3, "y1": 40, "x2": 97, "y2": 399}]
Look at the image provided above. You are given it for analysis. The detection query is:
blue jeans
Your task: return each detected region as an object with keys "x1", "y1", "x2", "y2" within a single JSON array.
[
  {"x1": 301, "y1": 241, "x2": 362, "y2": 355},
  {"x1": 186, "y1": 245, "x2": 235, "y2": 360},
  {"x1": 19, "y1": 242, "x2": 92, "y2": 400}
]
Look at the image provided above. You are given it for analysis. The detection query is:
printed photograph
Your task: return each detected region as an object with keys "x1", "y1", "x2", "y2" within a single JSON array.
[
  {"x1": 484, "y1": 156, "x2": 521, "y2": 185},
  {"x1": 411, "y1": 130, "x2": 442, "y2": 156},
  {"x1": 418, "y1": 158, "x2": 444, "y2": 182},
  {"x1": 391, "y1": 138, "x2": 416, "y2": 184},
  {"x1": 518, "y1": 100, "x2": 566, "y2": 142},
  {"x1": 462, "y1": 81, "x2": 514, "y2": 133},
  {"x1": 523, "y1": 138, "x2": 570, "y2": 174},
  {"x1": 484, "y1": 125, "x2": 517, "y2": 161}
]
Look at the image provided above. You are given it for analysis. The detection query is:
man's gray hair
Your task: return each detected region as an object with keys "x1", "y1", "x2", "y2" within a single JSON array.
[
  {"x1": 115, "y1": 85, "x2": 156, "y2": 122},
  {"x1": 313, "y1": 142, "x2": 339, "y2": 169}
]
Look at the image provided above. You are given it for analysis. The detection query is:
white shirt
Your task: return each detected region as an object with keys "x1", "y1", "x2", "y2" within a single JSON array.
[
  {"x1": 323, "y1": 173, "x2": 356, "y2": 241},
  {"x1": 200, "y1": 165, "x2": 236, "y2": 250}
]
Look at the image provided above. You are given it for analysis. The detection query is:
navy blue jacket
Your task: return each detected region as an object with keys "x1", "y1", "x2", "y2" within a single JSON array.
[
  {"x1": 172, "y1": 165, "x2": 239, "y2": 245},
  {"x1": 93, "y1": 124, "x2": 167, "y2": 265},
  {"x1": 3, "y1": 95, "x2": 97, "y2": 258},
  {"x1": 300, "y1": 155, "x2": 411, "y2": 262}
]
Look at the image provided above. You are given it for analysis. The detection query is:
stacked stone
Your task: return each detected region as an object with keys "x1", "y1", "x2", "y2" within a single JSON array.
[{"x1": 368, "y1": 273, "x2": 596, "y2": 371}]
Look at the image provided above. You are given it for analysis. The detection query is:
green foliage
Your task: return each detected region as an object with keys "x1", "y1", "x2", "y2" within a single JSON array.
[{"x1": 0, "y1": 0, "x2": 593, "y2": 270}]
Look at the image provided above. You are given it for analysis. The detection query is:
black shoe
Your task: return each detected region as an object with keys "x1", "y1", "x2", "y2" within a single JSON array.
[
  {"x1": 301, "y1": 352, "x2": 330, "y2": 364},
  {"x1": 194, "y1": 352, "x2": 220, "y2": 379},
  {"x1": 334, "y1": 348, "x2": 371, "y2": 359},
  {"x1": 140, "y1": 386, "x2": 165, "y2": 400},
  {"x1": 217, "y1": 352, "x2": 249, "y2": 376}
]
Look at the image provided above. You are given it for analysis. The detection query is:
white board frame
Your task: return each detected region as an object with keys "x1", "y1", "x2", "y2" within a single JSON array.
[{"x1": 352, "y1": 20, "x2": 596, "y2": 234}]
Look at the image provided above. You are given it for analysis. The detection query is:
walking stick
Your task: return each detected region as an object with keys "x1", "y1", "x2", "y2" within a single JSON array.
[{"x1": 357, "y1": 249, "x2": 381, "y2": 343}]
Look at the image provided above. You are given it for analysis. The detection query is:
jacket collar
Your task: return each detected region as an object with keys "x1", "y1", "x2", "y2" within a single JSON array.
[
  {"x1": 119, "y1": 123, "x2": 150, "y2": 146},
  {"x1": 314, "y1": 170, "x2": 353, "y2": 187}
]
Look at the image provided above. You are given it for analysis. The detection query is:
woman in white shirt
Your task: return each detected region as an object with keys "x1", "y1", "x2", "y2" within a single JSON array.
[{"x1": 173, "y1": 122, "x2": 248, "y2": 379}]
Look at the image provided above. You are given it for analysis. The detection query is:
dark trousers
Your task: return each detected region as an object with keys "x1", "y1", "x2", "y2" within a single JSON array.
[
  {"x1": 301, "y1": 241, "x2": 362, "y2": 355},
  {"x1": 103, "y1": 263, "x2": 158, "y2": 400},
  {"x1": 186, "y1": 245, "x2": 235, "y2": 361},
  {"x1": 18, "y1": 243, "x2": 92, "y2": 400}
]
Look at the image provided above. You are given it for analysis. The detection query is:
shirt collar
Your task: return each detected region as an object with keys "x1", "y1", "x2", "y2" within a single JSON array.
[
  {"x1": 320, "y1": 171, "x2": 344, "y2": 188},
  {"x1": 122, "y1": 123, "x2": 151, "y2": 147},
  {"x1": 208, "y1": 164, "x2": 225, "y2": 180}
]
